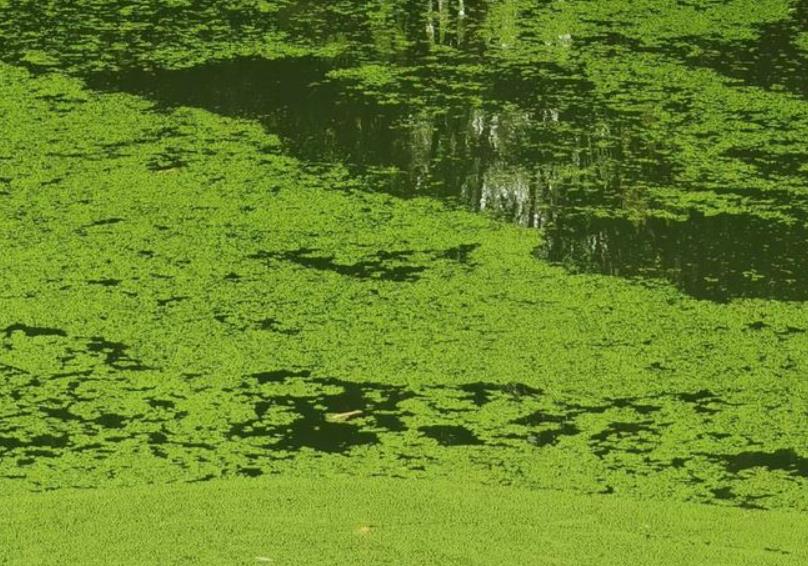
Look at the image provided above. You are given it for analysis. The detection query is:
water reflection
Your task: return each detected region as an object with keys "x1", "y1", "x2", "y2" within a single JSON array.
[
  {"x1": 690, "y1": 0, "x2": 807, "y2": 97},
  {"x1": 539, "y1": 211, "x2": 808, "y2": 301},
  {"x1": 77, "y1": 0, "x2": 808, "y2": 302}
]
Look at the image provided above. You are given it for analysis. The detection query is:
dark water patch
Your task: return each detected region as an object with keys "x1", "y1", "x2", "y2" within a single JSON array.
[
  {"x1": 723, "y1": 147, "x2": 808, "y2": 181},
  {"x1": 670, "y1": 457, "x2": 688, "y2": 469},
  {"x1": 40, "y1": 406, "x2": 82, "y2": 422},
  {"x1": 156, "y1": 296, "x2": 187, "y2": 307},
  {"x1": 711, "y1": 486, "x2": 734, "y2": 500},
  {"x1": 452, "y1": 381, "x2": 543, "y2": 407},
  {"x1": 87, "y1": 278, "x2": 121, "y2": 287},
  {"x1": 440, "y1": 243, "x2": 480, "y2": 264},
  {"x1": 608, "y1": 397, "x2": 661, "y2": 415},
  {"x1": 687, "y1": 0, "x2": 808, "y2": 98},
  {"x1": 86, "y1": 336, "x2": 150, "y2": 371},
  {"x1": 3, "y1": 323, "x2": 67, "y2": 338},
  {"x1": 148, "y1": 431, "x2": 168, "y2": 445},
  {"x1": 746, "y1": 320, "x2": 770, "y2": 331},
  {"x1": 252, "y1": 369, "x2": 311, "y2": 385},
  {"x1": 538, "y1": 211, "x2": 808, "y2": 301},
  {"x1": 258, "y1": 318, "x2": 280, "y2": 330},
  {"x1": 255, "y1": 317, "x2": 300, "y2": 335},
  {"x1": 709, "y1": 485, "x2": 768, "y2": 510},
  {"x1": 84, "y1": 56, "x2": 407, "y2": 168},
  {"x1": 764, "y1": 547, "x2": 793, "y2": 556},
  {"x1": 275, "y1": 418, "x2": 378, "y2": 453},
  {"x1": 251, "y1": 248, "x2": 426, "y2": 282},
  {"x1": 512, "y1": 411, "x2": 566, "y2": 427},
  {"x1": 677, "y1": 389, "x2": 727, "y2": 415},
  {"x1": 590, "y1": 421, "x2": 657, "y2": 457},
  {"x1": 232, "y1": 373, "x2": 415, "y2": 453},
  {"x1": 84, "y1": 217, "x2": 125, "y2": 228},
  {"x1": 722, "y1": 448, "x2": 808, "y2": 478},
  {"x1": 147, "y1": 149, "x2": 188, "y2": 172},
  {"x1": 419, "y1": 425, "x2": 482, "y2": 446},
  {"x1": 94, "y1": 413, "x2": 127, "y2": 429},
  {"x1": 458, "y1": 381, "x2": 497, "y2": 406},
  {"x1": 678, "y1": 390, "x2": 719, "y2": 403},
  {"x1": 0, "y1": 433, "x2": 69, "y2": 453},
  {"x1": 238, "y1": 467, "x2": 263, "y2": 477},
  {"x1": 526, "y1": 423, "x2": 580, "y2": 447}
]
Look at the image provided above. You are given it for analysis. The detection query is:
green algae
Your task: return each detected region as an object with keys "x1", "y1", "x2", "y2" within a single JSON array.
[
  {"x1": 1, "y1": 62, "x2": 808, "y2": 514},
  {"x1": 0, "y1": 0, "x2": 807, "y2": 528},
  {"x1": 3, "y1": 476, "x2": 808, "y2": 565}
]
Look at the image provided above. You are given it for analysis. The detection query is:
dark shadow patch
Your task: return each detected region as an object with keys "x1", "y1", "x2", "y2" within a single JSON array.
[
  {"x1": 609, "y1": 397, "x2": 661, "y2": 415},
  {"x1": 237, "y1": 467, "x2": 263, "y2": 477},
  {"x1": 677, "y1": 389, "x2": 726, "y2": 415},
  {"x1": 252, "y1": 369, "x2": 311, "y2": 385},
  {"x1": 40, "y1": 406, "x2": 83, "y2": 422},
  {"x1": 3, "y1": 323, "x2": 67, "y2": 338},
  {"x1": 722, "y1": 448, "x2": 808, "y2": 478},
  {"x1": 439, "y1": 243, "x2": 479, "y2": 264},
  {"x1": 419, "y1": 425, "x2": 482, "y2": 446},
  {"x1": 458, "y1": 381, "x2": 497, "y2": 406},
  {"x1": 147, "y1": 149, "x2": 188, "y2": 172},
  {"x1": 0, "y1": 434, "x2": 69, "y2": 454},
  {"x1": 156, "y1": 296, "x2": 187, "y2": 307},
  {"x1": 94, "y1": 413, "x2": 127, "y2": 429},
  {"x1": 231, "y1": 373, "x2": 416, "y2": 453},
  {"x1": 86, "y1": 336, "x2": 150, "y2": 371},
  {"x1": 526, "y1": 423, "x2": 580, "y2": 446},
  {"x1": 685, "y1": 0, "x2": 808, "y2": 98},
  {"x1": 250, "y1": 248, "x2": 426, "y2": 282},
  {"x1": 85, "y1": 217, "x2": 125, "y2": 228},
  {"x1": 590, "y1": 421, "x2": 657, "y2": 457},
  {"x1": 87, "y1": 278, "x2": 122, "y2": 287}
]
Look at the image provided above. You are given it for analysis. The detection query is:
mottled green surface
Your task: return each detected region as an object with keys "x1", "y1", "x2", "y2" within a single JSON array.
[
  {"x1": 4, "y1": 476, "x2": 808, "y2": 565},
  {"x1": 0, "y1": 0, "x2": 807, "y2": 530}
]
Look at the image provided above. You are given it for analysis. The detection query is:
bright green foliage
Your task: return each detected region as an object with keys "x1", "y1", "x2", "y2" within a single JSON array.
[
  {"x1": 3, "y1": 476, "x2": 808, "y2": 565},
  {"x1": 0, "y1": 1, "x2": 807, "y2": 560}
]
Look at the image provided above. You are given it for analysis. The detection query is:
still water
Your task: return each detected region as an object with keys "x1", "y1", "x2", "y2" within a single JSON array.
[{"x1": 58, "y1": 0, "x2": 807, "y2": 302}]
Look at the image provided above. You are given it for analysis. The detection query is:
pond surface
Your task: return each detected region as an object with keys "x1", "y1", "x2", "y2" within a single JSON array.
[
  {"x1": 65, "y1": 0, "x2": 808, "y2": 301},
  {"x1": 1, "y1": 0, "x2": 808, "y2": 511}
]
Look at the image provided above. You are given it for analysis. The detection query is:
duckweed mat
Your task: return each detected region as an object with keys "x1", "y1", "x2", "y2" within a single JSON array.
[{"x1": 0, "y1": 0, "x2": 807, "y2": 562}]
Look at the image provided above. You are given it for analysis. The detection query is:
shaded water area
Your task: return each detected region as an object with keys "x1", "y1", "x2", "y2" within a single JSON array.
[{"x1": 77, "y1": 1, "x2": 808, "y2": 301}]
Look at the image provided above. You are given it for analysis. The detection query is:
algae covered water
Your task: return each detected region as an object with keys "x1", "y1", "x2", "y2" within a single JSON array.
[{"x1": 0, "y1": 0, "x2": 807, "y2": 514}]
